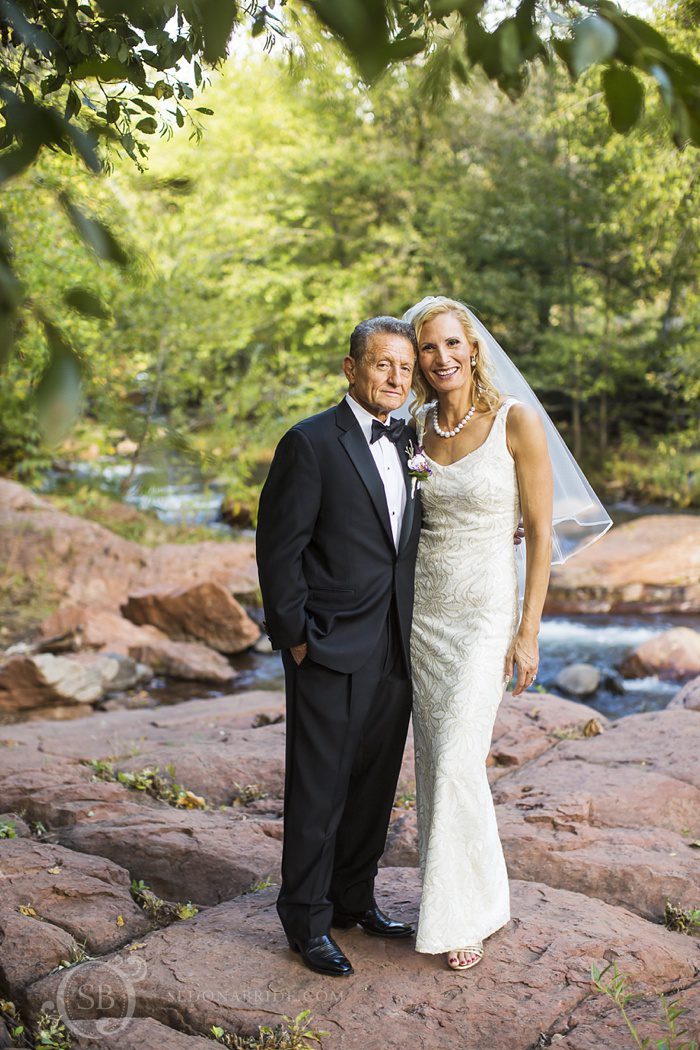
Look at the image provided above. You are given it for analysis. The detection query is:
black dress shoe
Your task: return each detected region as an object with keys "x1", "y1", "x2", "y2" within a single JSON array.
[
  {"x1": 286, "y1": 933, "x2": 354, "y2": 976},
  {"x1": 332, "y1": 903, "x2": 415, "y2": 938}
]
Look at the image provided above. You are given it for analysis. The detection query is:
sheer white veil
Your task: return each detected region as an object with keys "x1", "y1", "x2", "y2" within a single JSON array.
[{"x1": 399, "y1": 296, "x2": 612, "y2": 580}]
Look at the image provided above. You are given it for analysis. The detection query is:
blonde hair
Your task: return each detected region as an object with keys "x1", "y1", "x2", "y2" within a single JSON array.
[{"x1": 407, "y1": 298, "x2": 501, "y2": 421}]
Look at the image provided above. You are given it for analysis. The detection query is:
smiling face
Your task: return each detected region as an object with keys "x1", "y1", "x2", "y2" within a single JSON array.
[
  {"x1": 343, "y1": 332, "x2": 415, "y2": 420},
  {"x1": 417, "y1": 311, "x2": 477, "y2": 397}
]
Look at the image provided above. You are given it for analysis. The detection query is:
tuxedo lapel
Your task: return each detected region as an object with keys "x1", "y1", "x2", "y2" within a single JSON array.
[
  {"x1": 396, "y1": 434, "x2": 416, "y2": 553},
  {"x1": 336, "y1": 399, "x2": 394, "y2": 550}
]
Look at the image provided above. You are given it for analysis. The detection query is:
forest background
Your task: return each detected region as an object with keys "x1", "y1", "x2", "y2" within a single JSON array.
[{"x1": 3, "y1": 0, "x2": 700, "y2": 535}]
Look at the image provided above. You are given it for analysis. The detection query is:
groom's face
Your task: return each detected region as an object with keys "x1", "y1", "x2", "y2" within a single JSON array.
[{"x1": 343, "y1": 333, "x2": 415, "y2": 421}]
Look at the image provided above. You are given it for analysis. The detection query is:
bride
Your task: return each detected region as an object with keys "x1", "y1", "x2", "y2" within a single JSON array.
[{"x1": 401, "y1": 295, "x2": 611, "y2": 972}]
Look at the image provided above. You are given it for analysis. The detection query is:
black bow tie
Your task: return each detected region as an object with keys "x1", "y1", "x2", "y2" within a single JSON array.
[{"x1": 370, "y1": 417, "x2": 405, "y2": 445}]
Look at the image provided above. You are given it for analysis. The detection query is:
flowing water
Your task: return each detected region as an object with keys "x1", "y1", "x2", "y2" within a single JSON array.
[{"x1": 42, "y1": 458, "x2": 695, "y2": 720}]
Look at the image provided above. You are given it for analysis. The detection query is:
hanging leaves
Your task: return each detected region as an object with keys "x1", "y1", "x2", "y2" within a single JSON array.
[{"x1": 603, "y1": 66, "x2": 645, "y2": 133}]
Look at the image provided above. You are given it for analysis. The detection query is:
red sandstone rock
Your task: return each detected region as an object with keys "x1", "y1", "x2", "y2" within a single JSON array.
[
  {"x1": 0, "y1": 838, "x2": 150, "y2": 997},
  {"x1": 619, "y1": 627, "x2": 700, "y2": 681},
  {"x1": 22, "y1": 869, "x2": 700, "y2": 1050},
  {"x1": 545, "y1": 515, "x2": 700, "y2": 614},
  {"x1": 121, "y1": 580, "x2": 259, "y2": 654},
  {"x1": 0, "y1": 478, "x2": 258, "y2": 611},
  {"x1": 38, "y1": 606, "x2": 236, "y2": 685}
]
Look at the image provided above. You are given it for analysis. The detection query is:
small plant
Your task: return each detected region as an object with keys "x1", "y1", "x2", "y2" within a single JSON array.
[
  {"x1": 551, "y1": 718, "x2": 605, "y2": 740},
  {"x1": 232, "y1": 783, "x2": 268, "y2": 806},
  {"x1": 664, "y1": 900, "x2": 700, "y2": 937},
  {"x1": 394, "y1": 791, "x2": 416, "y2": 809},
  {"x1": 252, "y1": 713, "x2": 284, "y2": 728},
  {"x1": 86, "y1": 759, "x2": 207, "y2": 809},
  {"x1": 243, "y1": 876, "x2": 275, "y2": 894},
  {"x1": 32, "y1": 1010, "x2": 72, "y2": 1049},
  {"x1": 29, "y1": 819, "x2": 48, "y2": 838},
  {"x1": 54, "y1": 941, "x2": 92, "y2": 971},
  {"x1": 0, "y1": 997, "x2": 27, "y2": 1046},
  {"x1": 130, "y1": 878, "x2": 199, "y2": 926},
  {"x1": 591, "y1": 960, "x2": 698, "y2": 1049},
  {"x1": 0, "y1": 818, "x2": 17, "y2": 838},
  {"x1": 210, "y1": 1009, "x2": 328, "y2": 1049}
]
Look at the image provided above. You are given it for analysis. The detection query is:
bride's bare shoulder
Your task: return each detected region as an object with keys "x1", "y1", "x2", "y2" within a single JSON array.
[{"x1": 505, "y1": 400, "x2": 547, "y2": 452}]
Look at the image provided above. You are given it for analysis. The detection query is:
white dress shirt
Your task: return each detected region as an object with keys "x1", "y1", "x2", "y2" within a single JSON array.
[{"x1": 345, "y1": 393, "x2": 407, "y2": 550}]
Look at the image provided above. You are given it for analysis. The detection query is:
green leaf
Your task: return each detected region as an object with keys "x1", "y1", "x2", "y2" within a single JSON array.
[
  {"x1": 65, "y1": 87, "x2": 82, "y2": 120},
  {"x1": 41, "y1": 74, "x2": 66, "y2": 96},
  {"x1": 35, "y1": 319, "x2": 84, "y2": 440},
  {"x1": 570, "y1": 16, "x2": 618, "y2": 78},
  {"x1": 197, "y1": 0, "x2": 239, "y2": 65},
  {"x1": 106, "y1": 98, "x2": 121, "y2": 123},
  {"x1": 60, "y1": 194, "x2": 130, "y2": 266},
  {"x1": 73, "y1": 57, "x2": 144, "y2": 87},
  {"x1": 195, "y1": 107, "x2": 213, "y2": 115},
  {"x1": 131, "y1": 98, "x2": 156, "y2": 114},
  {"x1": 64, "y1": 287, "x2": 111, "y2": 318},
  {"x1": 136, "y1": 117, "x2": 158, "y2": 134},
  {"x1": 498, "y1": 19, "x2": 521, "y2": 77},
  {"x1": 602, "y1": 66, "x2": 644, "y2": 132}
]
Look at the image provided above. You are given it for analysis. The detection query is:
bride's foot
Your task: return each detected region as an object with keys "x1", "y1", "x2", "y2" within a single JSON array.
[{"x1": 446, "y1": 943, "x2": 483, "y2": 971}]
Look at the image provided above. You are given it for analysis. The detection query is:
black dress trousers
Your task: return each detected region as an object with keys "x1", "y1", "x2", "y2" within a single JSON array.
[{"x1": 277, "y1": 596, "x2": 411, "y2": 942}]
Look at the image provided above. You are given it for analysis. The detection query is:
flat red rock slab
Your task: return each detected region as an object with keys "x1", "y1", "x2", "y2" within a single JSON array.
[{"x1": 23, "y1": 869, "x2": 700, "y2": 1050}]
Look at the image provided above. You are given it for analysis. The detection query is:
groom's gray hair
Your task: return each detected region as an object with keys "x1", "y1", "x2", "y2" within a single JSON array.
[{"x1": 349, "y1": 316, "x2": 418, "y2": 362}]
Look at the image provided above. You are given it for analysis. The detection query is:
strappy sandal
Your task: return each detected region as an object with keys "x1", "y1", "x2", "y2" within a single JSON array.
[{"x1": 446, "y1": 943, "x2": 484, "y2": 971}]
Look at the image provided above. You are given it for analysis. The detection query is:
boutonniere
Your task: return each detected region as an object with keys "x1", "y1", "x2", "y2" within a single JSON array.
[{"x1": 405, "y1": 440, "x2": 432, "y2": 498}]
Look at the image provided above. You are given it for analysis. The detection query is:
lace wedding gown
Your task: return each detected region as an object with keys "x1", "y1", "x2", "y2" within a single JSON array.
[{"x1": 410, "y1": 397, "x2": 521, "y2": 953}]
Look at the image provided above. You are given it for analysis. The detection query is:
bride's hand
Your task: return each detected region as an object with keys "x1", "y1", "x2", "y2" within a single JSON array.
[{"x1": 504, "y1": 632, "x2": 539, "y2": 696}]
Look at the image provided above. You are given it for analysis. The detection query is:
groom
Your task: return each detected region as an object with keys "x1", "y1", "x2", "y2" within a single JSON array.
[{"x1": 256, "y1": 316, "x2": 421, "y2": 977}]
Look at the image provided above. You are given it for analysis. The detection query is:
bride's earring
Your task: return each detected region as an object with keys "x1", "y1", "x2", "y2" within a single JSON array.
[{"x1": 471, "y1": 356, "x2": 476, "y2": 367}]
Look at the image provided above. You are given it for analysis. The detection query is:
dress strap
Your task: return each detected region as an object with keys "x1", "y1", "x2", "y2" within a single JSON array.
[
  {"x1": 497, "y1": 397, "x2": 520, "y2": 423},
  {"x1": 416, "y1": 405, "x2": 430, "y2": 445}
]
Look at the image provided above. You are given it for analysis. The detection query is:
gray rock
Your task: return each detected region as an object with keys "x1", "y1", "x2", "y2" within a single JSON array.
[
  {"x1": 668, "y1": 674, "x2": 700, "y2": 711},
  {"x1": 101, "y1": 653, "x2": 141, "y2": 692},
  {"x1": 555, "y1": 662, "x2": 601, "y2": 698}
]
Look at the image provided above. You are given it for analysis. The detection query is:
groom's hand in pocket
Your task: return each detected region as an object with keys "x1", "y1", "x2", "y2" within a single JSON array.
[{"x1": 290, "y1": 643, "x2": 308, "y2": 666}]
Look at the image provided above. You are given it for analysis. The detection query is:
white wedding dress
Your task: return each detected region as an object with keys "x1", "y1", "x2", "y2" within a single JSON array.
[{"x1": 410, "y1": 397, "x2": 521, "y2": 953}]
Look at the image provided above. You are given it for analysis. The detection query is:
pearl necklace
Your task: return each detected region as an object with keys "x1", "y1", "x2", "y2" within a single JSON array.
[{"x1": 432, "y1": 403, "x2": 476, "y2": 439}]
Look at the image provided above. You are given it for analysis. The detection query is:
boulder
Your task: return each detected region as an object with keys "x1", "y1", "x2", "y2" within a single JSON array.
[
  {"x1": 128, "y1": 636, "x2": 235, "y2": 684},
  {"x1": 111, "y1": 723, "x2": 287, "y2": 806},
  {"x1": 493, "y1": 710, "x2": 700, "y2": 840},
  {"x1": 545, "y1": 515, "x2": 700, "y2": 614},
  {"x1": 121, "y1": 580, "x2": 259, "y2": 654},
  {"x1": 0, "y1": 653, "x2": 107, "y2": 719},
  {"x1": 487, "y1": 691, "x2": 609, "y2": 781},
  {"x1": 99, "y1": 653, "x2": 147, "y2": 693},
  {"x1": 0, "y1": 762, "x2": 281, "y2": 907},
  {"x1": 0, "y1": 478, "x2": 258, "y2": 609},
  {"x1": 22, "y1": 869, "x2": 700, "y2": 1050},
  {"x1": 555, "y1": 663, "x2": 601, "y2": 698},
  {"x1": 668, "y1": 674, "x2": 700, "y2": 712},
  {"x1": 498, "y1": 811, "x2": 700, "y2": 923},
  {"x1": 619, "y1": 627, "x2": 700, "y2": 681},
  {"x1": 0, "y1": 838, "x2": 151, "y2": 997}
]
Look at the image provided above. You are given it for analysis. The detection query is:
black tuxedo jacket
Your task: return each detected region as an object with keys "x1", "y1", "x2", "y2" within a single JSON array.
[{"x1": 256, "y1": 397, "x2": 422, "y2": 674}]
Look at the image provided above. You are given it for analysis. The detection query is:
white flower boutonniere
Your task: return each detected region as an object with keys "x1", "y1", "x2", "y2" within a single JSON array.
[{"x1": 405, "y1": 440, "x2": 432, "y2": 498}]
